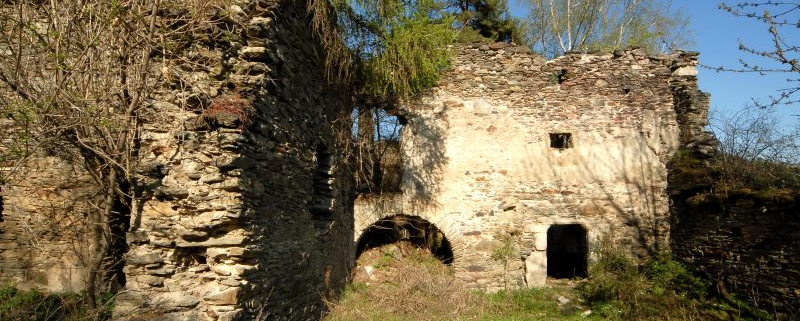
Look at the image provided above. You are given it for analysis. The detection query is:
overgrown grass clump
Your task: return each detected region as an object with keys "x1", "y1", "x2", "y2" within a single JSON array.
[
  {"x1": 578, "y1": 241, "x2": 776, "y2": 321},
  {"x1": 0, "y1": 284, "x2": 112, "y2": 321},
  {"x1": 324, "y1": 241, "x2": 774, "y2": 321}
]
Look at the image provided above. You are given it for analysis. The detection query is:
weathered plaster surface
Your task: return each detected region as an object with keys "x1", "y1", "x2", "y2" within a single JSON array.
[{"x1": 356, "y1": 43, "x2": 703, "y2": 291}]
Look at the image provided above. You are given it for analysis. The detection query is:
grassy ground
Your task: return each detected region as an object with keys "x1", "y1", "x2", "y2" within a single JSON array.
[
  {"x1": 0, "y1": 285, "x2": 112, "y2": 321},
  {"x1": 324, "y1": 241, "x2": 773, "y2": 321}
]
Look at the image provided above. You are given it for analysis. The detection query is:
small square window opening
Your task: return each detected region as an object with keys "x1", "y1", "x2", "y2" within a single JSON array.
[{"x1": 550, "y1": 133, "x2": 573, "y2": 149}]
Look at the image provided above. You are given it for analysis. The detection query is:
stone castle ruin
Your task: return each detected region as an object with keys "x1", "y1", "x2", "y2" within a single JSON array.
[
  {"x1": 1, "y1": 1, "x2": 798, "y2": 320},
  {"x1": 354, "y1": 42, "x2": 701, "y2": 290}
]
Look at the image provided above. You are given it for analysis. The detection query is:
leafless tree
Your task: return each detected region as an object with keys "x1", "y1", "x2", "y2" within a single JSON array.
[
  {"x1": 0, "y1": 0, "x2": 161, "y2": 308},
  {"x1": 521, "y1": 0, "x2": 692, "y2": 58},
  {"x1": 714, "y1": 2, "x2": 800, "y2": 107},
  {"x1": 710, "y1": 107, "x2": 800, "y2": 189}
]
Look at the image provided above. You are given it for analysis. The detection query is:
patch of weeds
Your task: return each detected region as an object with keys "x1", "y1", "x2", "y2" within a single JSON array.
[
  {"x1": 0, "y1": 283, "x2": 113, "y2": 321},
  {"x1": 578, "y1": 239, "x2": 773, "y2": 321},
  {"x1": 481, "y1": 287, "x2": 596, "y2": 321},
  {"x1": 372, "y1": 250, "x2": 395, "y2": 269},
  {"x1": 645, "y1": 254, "x2": 708, "y2": 298}
]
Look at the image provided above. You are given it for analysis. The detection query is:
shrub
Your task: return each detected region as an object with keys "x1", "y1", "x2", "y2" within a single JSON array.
[{"x1": 577, "y1": 239, "x2": 774, "y2": 321}]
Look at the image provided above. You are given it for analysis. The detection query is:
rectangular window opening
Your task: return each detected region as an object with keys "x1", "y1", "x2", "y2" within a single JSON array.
[
  {"x1": 311, "y1": 144, "x2": 335, "y2": 217},
  {"x1": 549, "y1": 133, "x2": 573, "y2": 149}
]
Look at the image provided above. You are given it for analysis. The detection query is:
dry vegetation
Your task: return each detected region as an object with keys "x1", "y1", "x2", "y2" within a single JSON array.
[{"x1": 323, "y1": 241, "x2": 774, "y2": 321}]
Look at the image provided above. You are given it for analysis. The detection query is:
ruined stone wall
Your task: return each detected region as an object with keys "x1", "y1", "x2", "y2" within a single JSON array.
[
  {"x1": 2, "y1": 3, "x2": 354, "y2": 319},
  {"x1": 0, "y1": 154, "x2": 104, "y2": 292},
  {"x1": 113, "y1": 1, "x2": 353, "y2": 320},
  {"x1": 114, "y1": 1, "x2": 355, "y2": 320},
  {"x1": 356, "y1": 43, "x2": 704, "y2": 291},
  {"x1": 667, "y1": 80, "x2": 799, "y2": 317},
  {"x1": 0, "y1": 107, "x2": 110, "y2": 292},
  {"x1": 671, "y1": 191, "x2": 800, "y2": 318}
]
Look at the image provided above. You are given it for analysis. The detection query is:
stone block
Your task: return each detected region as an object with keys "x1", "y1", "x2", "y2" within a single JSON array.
[
  {"x1": 160, "y1": 293, "x2": 201, "y2": 308},
  {"x1": 204, "y1": 287, "x2": 240, "y2": 305},
  {"x1": 137, "y1": 275, "x2": 164, "y2": 287},
  {"x1": 127, "y1": 253, "x2": 163, "y2": 267},
  {"x1": 525, "y1": 251, "x2": 547, "y2": 287},
  {"x1": 533, "y1": 232, "x2": 548, "y2": 251},
  {"x1": 474, "y1": 239, "x2": 503, "y2": 252}
]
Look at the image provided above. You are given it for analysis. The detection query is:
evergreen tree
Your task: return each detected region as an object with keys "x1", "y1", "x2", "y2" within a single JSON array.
[
  {"x1": 319, "y1": 0, "x2": 457, "y2": 100},
  {"x1": 452, "y1": 0, "x2": 521, "y2": 43}
]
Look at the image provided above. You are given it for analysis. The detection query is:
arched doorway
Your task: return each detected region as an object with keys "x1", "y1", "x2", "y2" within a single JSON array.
[{"x1": 355, "y1": 215, "x2": 454, "y2": 264}]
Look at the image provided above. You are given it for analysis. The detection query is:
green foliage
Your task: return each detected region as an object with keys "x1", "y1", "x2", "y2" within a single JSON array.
[
  {"x1": 644, "y1": 254, "x2": 709, "y2": 298},
  {"x1": 578, "y1": 240, "x2": 643, "y2": 304},
  {"x1": 0, "y1": 284, "x2": 113, "y2": 321},
  {"x1": 455, "y1": 26, "x2": 493, "y2": 43},
  {"x1": 314, "y1": 0, "x2": 528, "y2": 101},
  {"x1": 323, "y1": 0, "x2": 457, "y2": 100},
  {"x1": 578, "y1": 239, "x2": 772, "y2": 321},
  {"x1": 481, "y1": 287, "x2": 598, "y2": 321},
  {"x1": 372, "y1": 250, "x2": 395, "y2": 269},
  {"x1": 454, "y1": 0, "x2": 522, "y2": 43}
]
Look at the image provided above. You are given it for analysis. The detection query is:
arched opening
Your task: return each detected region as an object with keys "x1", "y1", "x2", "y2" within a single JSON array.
[
  {"x1": 547, "y1": 224, "x2": 588, "y2": 279},
  {"x1": 356, "y1": 215, "x2": 454, "y2": 264}
]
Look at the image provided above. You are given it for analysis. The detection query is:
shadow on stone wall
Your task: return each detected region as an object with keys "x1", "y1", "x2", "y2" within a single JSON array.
[
  {"x1": 401, "y1": 108, "x2": 449, "y2": 215},
  {"x1": 116, "y1": 1, "x2": 356, "y2": 320},
  {"x1": 579, "y1": 136, "x2": 671, "y2": 258}
]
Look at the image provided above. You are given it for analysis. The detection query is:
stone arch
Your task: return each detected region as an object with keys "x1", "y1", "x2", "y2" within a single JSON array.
[{"x1": 355, "y1": 214, "x2": 455, "y2": 264}]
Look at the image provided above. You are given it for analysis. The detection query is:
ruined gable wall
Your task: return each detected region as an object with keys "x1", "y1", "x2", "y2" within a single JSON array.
[
  {"x1": 112, "y1": 1, "x2": 354, "y2": 320},
  {"x1": 385, "y1": 43, "x2": 700, "y2": 290}
]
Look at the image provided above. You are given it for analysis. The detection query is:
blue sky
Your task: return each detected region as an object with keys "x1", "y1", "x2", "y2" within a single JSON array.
[{"x1": 508, "y1": 1, "x2": 800, "y2": 127}]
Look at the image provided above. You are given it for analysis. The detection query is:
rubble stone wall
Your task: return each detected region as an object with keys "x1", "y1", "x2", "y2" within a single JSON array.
[
  {"x1": 356, "y1": 43, "x2": 706, "y2": 291},
  {"x1": 2, "y1": 1, "x2": 354, "y2": 320},
  {"x1": 671, "y1": 191, "x2": 800, "y2": 317},
  {"x1": 666, "y1": 77, "x2": 800, "y2": 317},
  {"x1": 0, "y1": 154, "x2": 104, "y2": 292}
]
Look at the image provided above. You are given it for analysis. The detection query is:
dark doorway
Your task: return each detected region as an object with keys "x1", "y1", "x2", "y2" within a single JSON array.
[
  {"x1": 355, "y1": 214, "x2": 454, "y2": 264},
  {"x1": 547, "y1": 224, "x2": 588, "y2": 278}
]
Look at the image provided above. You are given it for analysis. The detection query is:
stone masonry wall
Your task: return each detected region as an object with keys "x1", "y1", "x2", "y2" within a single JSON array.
[
  {"x1": 0, "y1": 98, "x2": 113, "y2": 292},
  {"x1": 356, "y1": 43, "x2": 705, "y2": 291},
  {"x1": 0, "y1": 153, "x2": 104, "y2": 292},
  {"x1": 671, "y1": 191, "x2": 800, "y2": 318},
  {"x1": 114, "y1": 1, "x2": 354, "y2": 320},
  {"x1": 667, "y1": 77, "x2": 799, "y2": 318}
]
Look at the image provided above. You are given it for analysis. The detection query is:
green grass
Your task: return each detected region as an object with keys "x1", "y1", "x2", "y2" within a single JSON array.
[{"x1": 0, "y1": 284, "x2": 113, "y2": 321}]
